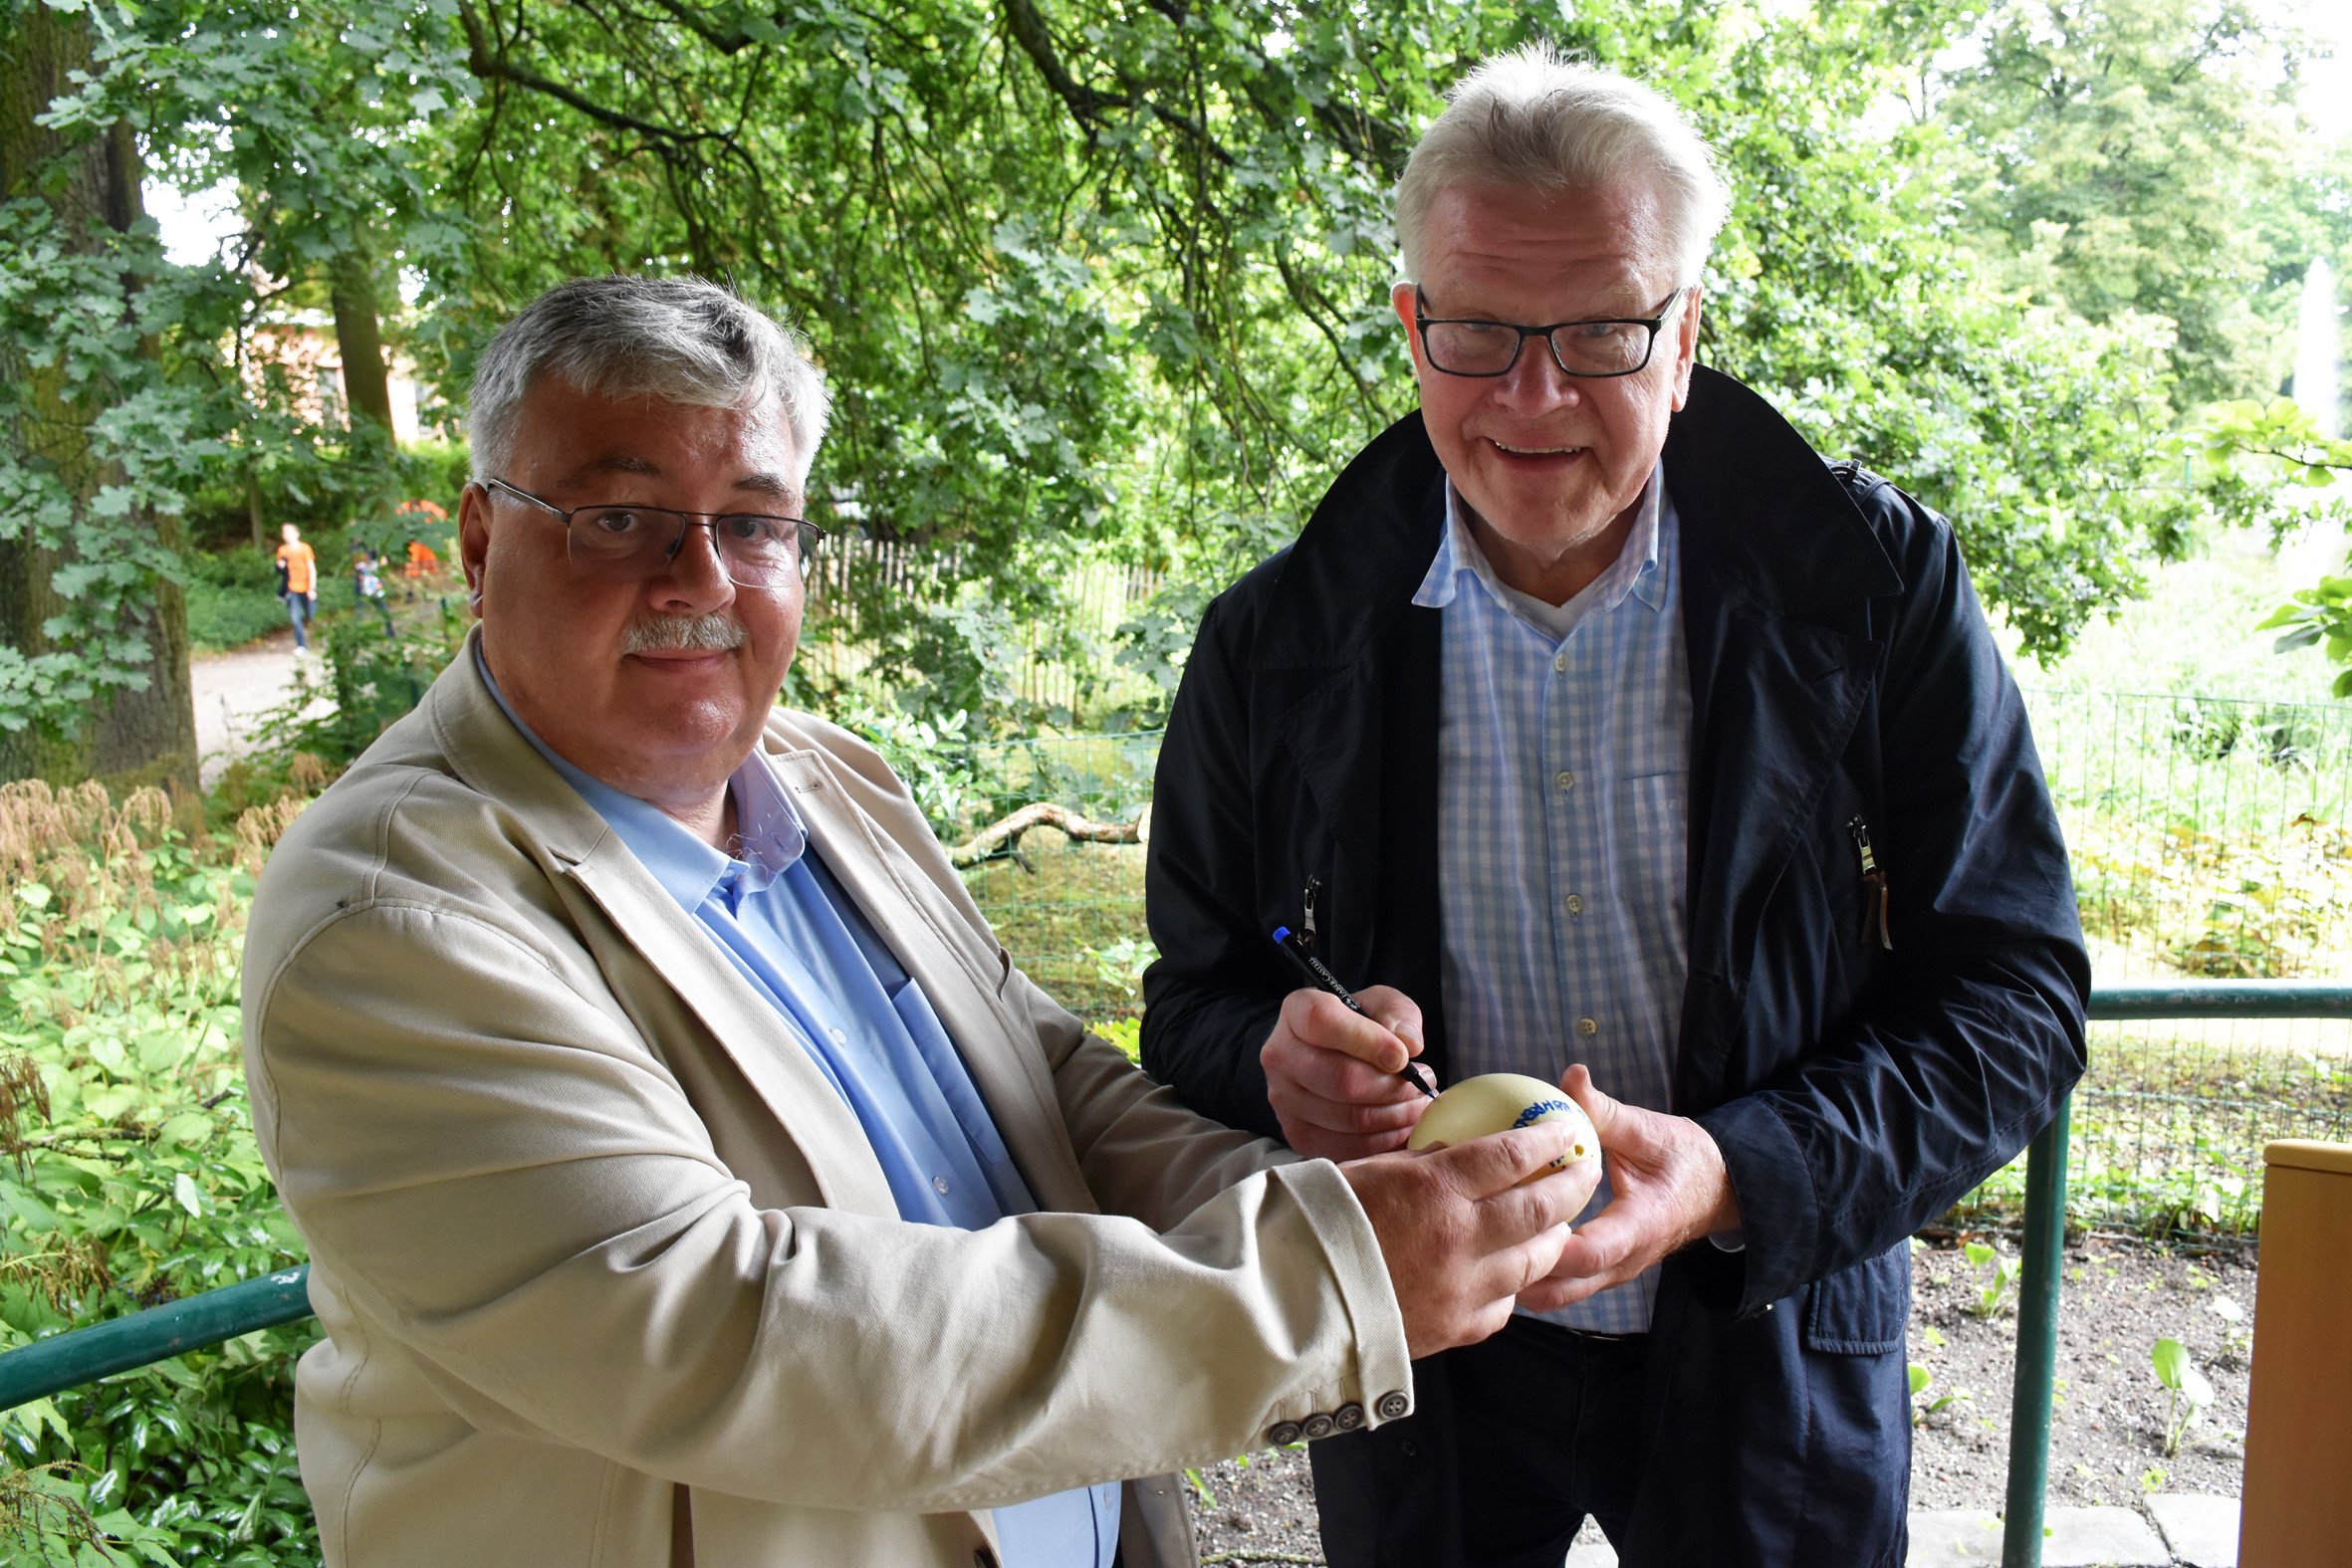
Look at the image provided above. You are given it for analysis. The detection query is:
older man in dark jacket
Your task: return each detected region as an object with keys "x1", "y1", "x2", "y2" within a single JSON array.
[{"x1": 1139, "y1": 45, "x2": 2088, "y2": 1568}]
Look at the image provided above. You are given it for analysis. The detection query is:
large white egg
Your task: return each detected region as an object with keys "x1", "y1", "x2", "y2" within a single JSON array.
[{"x1": 1406, "y1": 1072, "x2": 1600, "y2": 1176}]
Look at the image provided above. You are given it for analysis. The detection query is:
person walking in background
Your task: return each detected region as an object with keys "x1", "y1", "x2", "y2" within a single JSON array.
[
  {"x1": 274, "y1": 523, "x2": 318, "y2": 654},
  {"x1": 353, "y1": 547, "x2": 395, "y2": 634}
]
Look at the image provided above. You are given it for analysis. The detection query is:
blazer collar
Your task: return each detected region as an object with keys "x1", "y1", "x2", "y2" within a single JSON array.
[{"x1": 414, "y1": 635, "x2": 904, "y2": 1218}]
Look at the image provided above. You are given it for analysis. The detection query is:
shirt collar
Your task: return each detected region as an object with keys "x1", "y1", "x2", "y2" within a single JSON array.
[
  {"x1": 1412, "y1": 463, "x2": 1670, "y2": 622},
  {"x1": 472, "y1": 641, "x2": 809, "y2": 912}
]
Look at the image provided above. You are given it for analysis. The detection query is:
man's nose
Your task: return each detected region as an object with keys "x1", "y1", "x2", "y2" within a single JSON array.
[
  {"x1": 649, "y1": 520, "x2": 740, "y2": 610},
  {"x1": 1493, "y1": 337, "x2": 1584, "y2": 412}
]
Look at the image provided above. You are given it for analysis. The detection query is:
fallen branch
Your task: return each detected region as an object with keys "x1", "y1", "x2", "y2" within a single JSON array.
[{"x1": 949, "y1": 801, "x2": 1151, "y2": 869}]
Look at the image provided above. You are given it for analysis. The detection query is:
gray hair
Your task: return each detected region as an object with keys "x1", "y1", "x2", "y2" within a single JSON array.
[
  {"x1": 466, "y1": 276, "x2": 831, "y2": 486},
  {"x1": 1395, "y1": 46, "x2": 1731, "y2": 287}
]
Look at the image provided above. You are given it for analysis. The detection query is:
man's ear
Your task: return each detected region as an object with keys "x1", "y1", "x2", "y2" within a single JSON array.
[
  {"x1": 1669, "y1": 285, "x2": 1704, "y2": 411},
  {"x1": 457, "y1": 483, "x2": 492, "y2": 616},
  {"x1": 1391, "y1": 282, "x2": 1424, "y2": 371}
]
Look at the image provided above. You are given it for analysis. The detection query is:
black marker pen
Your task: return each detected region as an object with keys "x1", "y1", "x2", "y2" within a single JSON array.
[{"x1": 1272, "y1": 926, "x2": 1438, "y2": 1099}]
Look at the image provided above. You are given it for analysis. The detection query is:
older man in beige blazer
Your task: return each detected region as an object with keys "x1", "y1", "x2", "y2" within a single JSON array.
[{"x1": 240, "y1": 277, "x2": 1598, "y2": 1568}]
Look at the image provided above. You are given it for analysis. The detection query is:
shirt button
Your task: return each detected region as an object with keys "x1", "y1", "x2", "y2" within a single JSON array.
[
  {"x1": 1553, "y1": 771, "x2": 1575, "y2": 791},
  {"x1": 932, "y1": 1175, "x2": 951, "y2": 1195},
  {"x1": 1578, "y1": 1017, "x2": 1598, "y2": 1036},
  {"x1": 828, "y1": 1028, "x2": 846, "y2": 1045},
  {"x1": 1565, "y1": 894, "x2": 1584, "y2": 915},
  {"x1": 1552, "y1": 651, "x2": 1567, "y2": 673}
]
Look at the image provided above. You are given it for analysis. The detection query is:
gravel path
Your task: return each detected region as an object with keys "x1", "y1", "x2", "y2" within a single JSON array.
[{"x1": 1184, "y1": 1237, "x2": 2250, "y2": 1564}]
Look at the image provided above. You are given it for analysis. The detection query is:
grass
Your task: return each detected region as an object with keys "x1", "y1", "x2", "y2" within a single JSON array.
[{"x1": 963, "y1": 840, "x2": 1151, "y2": 1024}]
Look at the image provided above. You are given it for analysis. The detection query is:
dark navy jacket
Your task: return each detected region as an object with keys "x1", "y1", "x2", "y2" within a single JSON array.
[{"x1": 1139, "y1": 365, "x2": 2090, "y2": 1566}]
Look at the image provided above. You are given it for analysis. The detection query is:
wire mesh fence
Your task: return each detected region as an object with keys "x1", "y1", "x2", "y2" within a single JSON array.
[
  {"x1": 949, "y1": 692, "x2": 2352, "y2": 1230},
  {"x1": 2015, "y1": 688, "x2": 2352, "y2": 1232},
  {"x1": 951, "y1": 732, "x2": 1161, "y2": 1025}
]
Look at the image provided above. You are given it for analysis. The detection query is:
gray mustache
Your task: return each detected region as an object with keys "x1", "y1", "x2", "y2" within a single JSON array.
[{"x1": 619, "y1": 614, "x2": 747, "y2": 654}]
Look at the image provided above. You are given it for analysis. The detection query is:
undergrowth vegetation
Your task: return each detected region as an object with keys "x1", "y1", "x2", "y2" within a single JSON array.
[{"x1": 0, "y1": 783, "x2": 313, "y2": 1565}]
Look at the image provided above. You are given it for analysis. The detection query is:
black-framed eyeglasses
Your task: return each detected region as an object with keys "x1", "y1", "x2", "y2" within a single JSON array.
[
  {"x1": 480, "y1": 477, "x2": 824, "y2": 587},
  {"x1": 1413, "y1": 288, "x2": 1687, "y2": 378}
]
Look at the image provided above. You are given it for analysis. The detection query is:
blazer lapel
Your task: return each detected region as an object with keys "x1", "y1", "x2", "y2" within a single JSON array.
[
  {"x1": 427, "y1": 633, "x2": 900, "y2": 1220},
  {"x1": 559, "y1": 836, "x2": 901, "y2": 1219},
  {"x1": 766, "y1": 746, "x2": 1102, "y2": 1217}
]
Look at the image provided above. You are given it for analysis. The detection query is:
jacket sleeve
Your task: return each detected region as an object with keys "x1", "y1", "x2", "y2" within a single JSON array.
[
  {"x1": 248, "y1": 901, "x2": 1411, "y2": 1513},
  {"x1": 1689, "y1": 480, "x2": 2091, "y2": 1315},
  {"x1": 1137, "y1": 569, "x2": 1291, "y2": 1141}
]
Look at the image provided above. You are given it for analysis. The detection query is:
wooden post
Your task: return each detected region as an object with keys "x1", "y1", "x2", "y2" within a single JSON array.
[{"x1": 2238, "y1": 1139, "x2": 2352, "y2": 1566}]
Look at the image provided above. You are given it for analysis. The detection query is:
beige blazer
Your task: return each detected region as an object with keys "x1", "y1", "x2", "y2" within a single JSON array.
[{"x1": 239, "y1": 637, "x2": 1411, "y2": 1568}]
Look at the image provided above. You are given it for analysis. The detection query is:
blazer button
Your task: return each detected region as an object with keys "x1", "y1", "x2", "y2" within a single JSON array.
[
  {"x1": 1267, "y1": 1420, "x2": 1303, "y2": 1446},
  {"x1": 1333, "y1": 1402, "x2": 1365, "y2": 1431},
  {"x1": 1375, "y1": 1390, "x2": 1410, "y2": 1421},
  {"x1": 1301, "y1": 1412, "x2": 1335, "y2": 1440}
]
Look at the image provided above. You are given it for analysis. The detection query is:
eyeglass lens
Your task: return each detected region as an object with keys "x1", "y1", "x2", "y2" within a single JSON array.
[
  {"x1": 1421, "y1": 319, "x2": 1657, "y2": 377},
  {"x1": 566, "y1": 507, "x2": 820, "y2": 585}
]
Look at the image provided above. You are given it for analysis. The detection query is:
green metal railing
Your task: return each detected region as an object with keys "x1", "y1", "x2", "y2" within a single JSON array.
[
  {"x1": 0, "y1": 1266, "x2": 313, "y2": 1414},
  {"x1": 1999, "y1": 980, "x2": 2352, "y2": 1567},
  {"x1": 0, "y1": 981, "x2": 2341, "y2": 1568}
]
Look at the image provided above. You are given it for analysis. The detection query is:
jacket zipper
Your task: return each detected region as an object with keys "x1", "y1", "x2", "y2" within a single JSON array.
[
  {"x1": 1301, "y1": 875, "x2": 1322, "y2": 952},
  {"x1": 1847, "y1": 816, "x2": 1893, "y2": 951}
]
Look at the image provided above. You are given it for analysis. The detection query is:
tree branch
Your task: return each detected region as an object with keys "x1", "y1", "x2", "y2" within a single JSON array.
[{"x1": 947, "y1": 800, "x2": 1149, "y2": 868}]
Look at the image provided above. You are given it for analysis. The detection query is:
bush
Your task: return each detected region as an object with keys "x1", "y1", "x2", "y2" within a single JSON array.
[{"x1": 0, "y1": 782, "x2": 317, "y2": 1565}]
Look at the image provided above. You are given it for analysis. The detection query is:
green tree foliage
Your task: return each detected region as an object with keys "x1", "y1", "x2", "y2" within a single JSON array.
[
  {"x1": 0, "y1": 0, "x2": 206, "y2": 791},
  {"x1": 1930, "y1": 0, "x2": 2312, "y2": 407}
]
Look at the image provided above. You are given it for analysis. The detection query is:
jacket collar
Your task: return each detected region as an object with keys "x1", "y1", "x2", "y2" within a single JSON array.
[{"x1": 1254, "y1": 364, "x2": 1900, "y2": 671}]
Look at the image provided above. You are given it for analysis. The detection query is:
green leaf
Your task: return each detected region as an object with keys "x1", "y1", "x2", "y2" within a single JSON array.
[
  {"x1": 1908, "y1": 1363, "x2": 1931, "y2": 1397},
  {"x1": 171, "y1": 1172, "x2": 203, "y2": 1218},
  {"x1": 2153, "y1": 1336, "x2": 2191, "y2": 1391}
]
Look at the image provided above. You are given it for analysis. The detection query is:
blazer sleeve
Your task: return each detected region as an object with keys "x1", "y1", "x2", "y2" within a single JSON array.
[
  {"x1": 1690, "y1": 480, "x2": 2091, "y2": 1314},
  {"x1": 248, "y1": 896, "x2": 1411, "y2": 1514}
]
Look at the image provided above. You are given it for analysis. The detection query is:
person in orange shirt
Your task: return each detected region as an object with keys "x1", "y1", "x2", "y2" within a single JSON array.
[
  {"x1": 403, "y1": 536, "x2": 439, "y2": 600},
  {"x1": 276, "y1": 523, "x2": 319, "y2": 653}
]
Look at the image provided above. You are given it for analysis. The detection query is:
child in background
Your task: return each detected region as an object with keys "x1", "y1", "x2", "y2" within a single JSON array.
[{"x1": 354, "y1": 548, "x2": 395, "y2": 633}]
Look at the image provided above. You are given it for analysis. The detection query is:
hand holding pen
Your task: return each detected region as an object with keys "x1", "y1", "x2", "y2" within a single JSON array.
[
  {"x1": 1259, "y1": 915, "x2": 1438, "y2": 1162},
  {"x1": 1272, "y1": 926, "x2": 1437, "y2": 1101}
]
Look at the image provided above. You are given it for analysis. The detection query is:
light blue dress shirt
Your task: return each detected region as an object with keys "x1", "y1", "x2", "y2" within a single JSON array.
[
  {"x1": 477, "y1": 652, "x2": 1118, "y2": 1566},
  {"x1": 1412, "y1": 467, "x2": 1693, "y2": 1334}
]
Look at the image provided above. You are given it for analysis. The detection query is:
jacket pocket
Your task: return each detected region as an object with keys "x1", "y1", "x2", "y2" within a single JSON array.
[{"x1": 1803, "y1": 1242, "x2": 1910, "y2": 1355}]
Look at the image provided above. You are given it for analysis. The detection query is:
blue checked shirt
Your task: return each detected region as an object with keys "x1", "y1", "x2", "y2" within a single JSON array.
[{"x1": 1413, "y1": 465, "x2": 1692, "y2": 1334}]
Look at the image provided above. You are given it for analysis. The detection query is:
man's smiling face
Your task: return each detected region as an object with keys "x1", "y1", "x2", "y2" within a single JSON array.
[
  {"x1": 459, "y1": 378, "x2": 805, "y2": 821},
  {"x1": 1392, "y1": 180, "x2": 1700, "y2": 588}
]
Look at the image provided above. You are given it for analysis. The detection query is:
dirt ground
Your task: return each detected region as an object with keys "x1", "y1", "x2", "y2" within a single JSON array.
[{"x1": 1184, "y1": 1236, "x2": 2252, "y2": 1564}]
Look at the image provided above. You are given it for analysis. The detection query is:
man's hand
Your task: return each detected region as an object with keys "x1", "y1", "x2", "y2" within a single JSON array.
[
  {"x1": 1522, "y1": 1064, "x2": 1743, "y2": 1313},
  {"x1": 1341, "y1": 1123, "x2": 1602, "y2": 1358},
  {"x1": 1262, "y1": 985, "x2": 1435, "y2": 1161}
]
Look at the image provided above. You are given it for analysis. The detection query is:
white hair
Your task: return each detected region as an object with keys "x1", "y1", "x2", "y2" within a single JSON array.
[
  {"x1": 466, "y1": 276, "x2": 831, "y2": 486},
  {"x1": 1395, "y1": 45, "x2": 1731, "y2": 287}
]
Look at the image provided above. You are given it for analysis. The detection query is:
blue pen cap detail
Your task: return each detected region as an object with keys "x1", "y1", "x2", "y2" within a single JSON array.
[{"x1": 1272, "y1": 926, "x2": 1292, "y2": 944}]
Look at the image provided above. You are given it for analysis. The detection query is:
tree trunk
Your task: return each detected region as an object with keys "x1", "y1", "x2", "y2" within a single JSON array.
[
  {"x1": 330, "y1": 247, "x2": 397, "y2": 434},
  {"x1": 0, "y1": 6, "x2": 199, "y2": 799}
]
